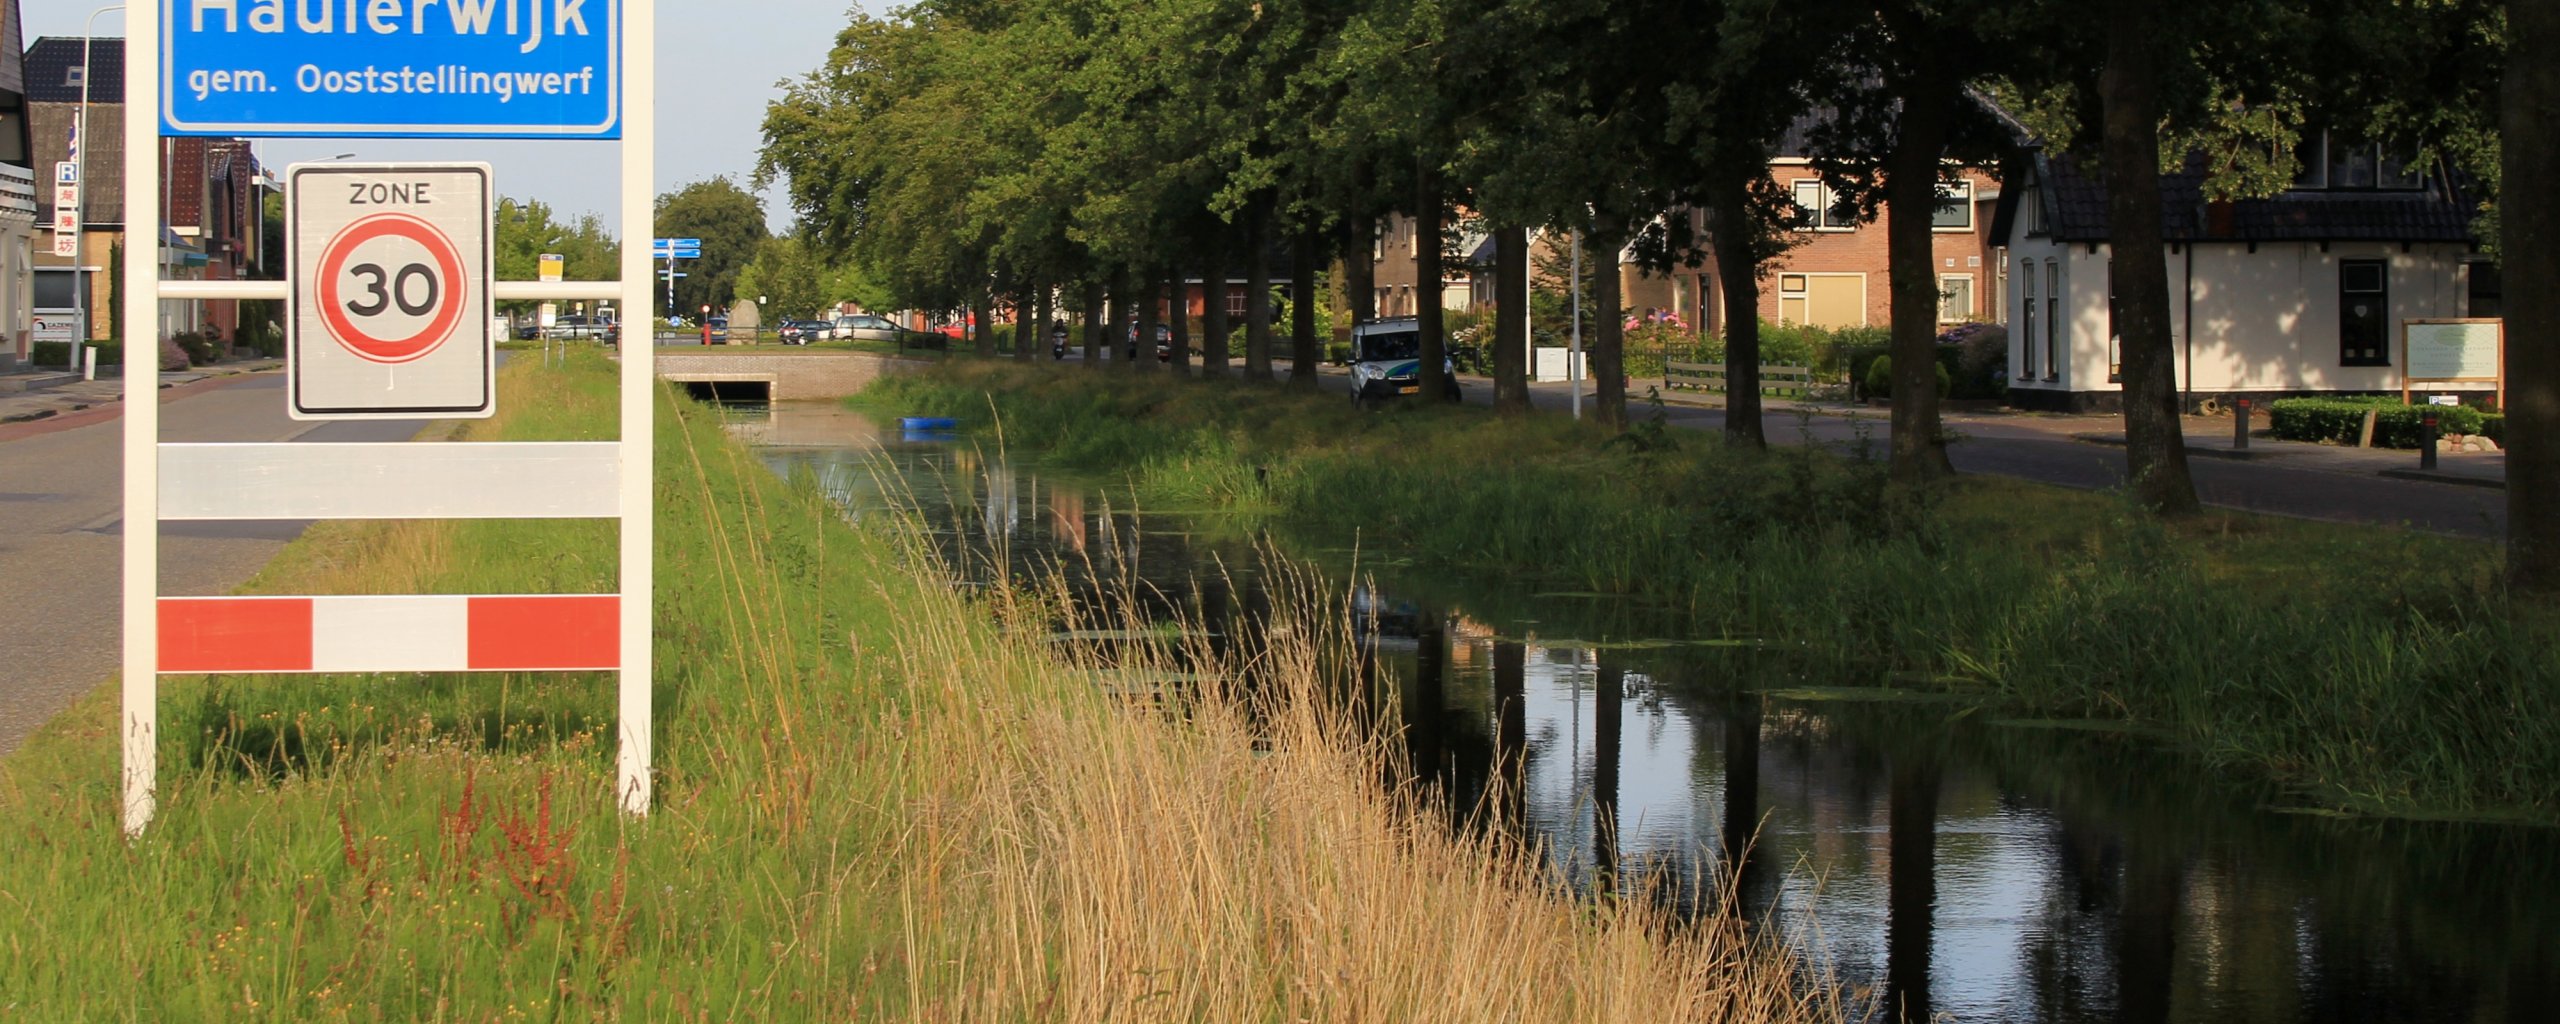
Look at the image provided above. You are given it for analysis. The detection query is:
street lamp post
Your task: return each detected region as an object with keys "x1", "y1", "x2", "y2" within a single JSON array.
[{"x1": 73, "y1": 4, "x2": 125, "y2": 374}]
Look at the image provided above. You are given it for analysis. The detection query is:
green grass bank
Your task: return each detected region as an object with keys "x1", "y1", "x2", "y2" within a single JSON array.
[
  {"x1": 862, "y1": 362, "x2": 2560, "y2": 822},
  {"x1": 0, "y1": 351, "x2": 1831, "y2": 1022}
]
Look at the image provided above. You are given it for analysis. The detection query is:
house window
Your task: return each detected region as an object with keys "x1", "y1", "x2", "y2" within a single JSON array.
[
  {"x1": 1375, "y1": 287, "x2": 1392, "y2": 316},
  {"x1": 1225, "y1": 286, "x2": 1248, "y2": 317},
  {"x1": 1937, "y1": 275, "x2": 1973, "y2": 323},
  {"x1": 1373, "y1": 226, "x2": 1384, "y2": 263},
  {"x1": 1790, "y1": 179, "x2": 1856, "y2": 231},
  {"x1": 2044, "y1": 260, "x2": 2061, "y2": 381},
  {"x1": 2340, "y1": 259, "x2": 2389, "y2": 366},
  {"x1": 1778, "y1": 273, "x2": 1808, "y2": 323},
  {"x1": 2019, "y1": 260, "x2": 2038, "y2": 379},
  {"x1": 65, "y1": 66, "x2": 84, "y2": 89},
  {"x1": 2468, "y1": 261, "x2": 2503, "y2": 319},
  {"x1": 2105, "y1": 260, "x2": 2122, "y2": 383},
  {"x1": 2295, "y1": 131, "x2": 2427, "y2": 192},
  {"x1": 1932, "y1": 181, "x2": 1974, "y2": 231}
]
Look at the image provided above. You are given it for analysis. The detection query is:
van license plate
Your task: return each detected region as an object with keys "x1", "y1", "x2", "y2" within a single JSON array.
[{"x1": 1398, "y1": 386, "x2": 1418, "y2": 395}]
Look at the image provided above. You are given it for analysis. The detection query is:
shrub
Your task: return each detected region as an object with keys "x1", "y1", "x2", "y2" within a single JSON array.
[
  {"x1": 1864, "y1": 355, "x2": 1950, "y2": 399},
  {"x1": 2267, "y1": 397, "x2": 2488, "y2": 449},
  {"x1": 173, "y1": 331, "x2": 223, "y2": 366}
]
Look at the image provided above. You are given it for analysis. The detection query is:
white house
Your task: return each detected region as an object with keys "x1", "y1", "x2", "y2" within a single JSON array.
[{"x1": 1991, "y1": 139, "x2": 2492, "y2": 412}]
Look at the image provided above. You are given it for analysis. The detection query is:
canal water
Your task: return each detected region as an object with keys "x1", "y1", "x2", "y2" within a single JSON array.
[{"x1": 736, "y1": 400, "x2": 2559, "y2": 1024}]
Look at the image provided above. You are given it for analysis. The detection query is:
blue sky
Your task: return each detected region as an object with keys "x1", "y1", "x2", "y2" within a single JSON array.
[{"x1": 23, "y1": 1, "x2": 862, "y2": 236}]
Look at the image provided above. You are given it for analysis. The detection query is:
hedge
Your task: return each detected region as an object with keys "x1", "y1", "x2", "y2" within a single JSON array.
[
  {"x1": 2267, "y1": 397, "x2": 2495, "y2": 449},
  {"x1": 29, "y1": 341, "x2": 124, "y2": 368}
]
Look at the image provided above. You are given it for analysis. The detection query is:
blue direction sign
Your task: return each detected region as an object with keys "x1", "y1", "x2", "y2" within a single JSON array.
[{"x1": 162, "y1": 0, "x2": 620, "y2": 139}]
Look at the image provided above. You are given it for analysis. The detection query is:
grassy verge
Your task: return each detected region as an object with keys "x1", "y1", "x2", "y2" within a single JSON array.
[
  {"x1": 0, "y1": 350, "x2": 1832, "y2": 1021},
  {"x1": 862, "y1": 361, "x2": 2560, "y2": 821}
]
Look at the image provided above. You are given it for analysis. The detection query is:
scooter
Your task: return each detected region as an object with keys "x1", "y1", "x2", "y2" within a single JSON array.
[{"x1": 1051, "y1": 326, "x2": 1068, "y2": 360}]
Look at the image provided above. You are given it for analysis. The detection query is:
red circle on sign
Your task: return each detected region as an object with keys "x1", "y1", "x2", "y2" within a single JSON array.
[{"x1": 316, "y1": 214, "x2": 468, "y2": 364}]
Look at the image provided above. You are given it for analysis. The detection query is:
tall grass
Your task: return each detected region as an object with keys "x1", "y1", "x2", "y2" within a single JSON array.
[
  {"x1": 0, "y1": 349, "x2": 1837, "y2": 1020},
  {"x1": 861, "y1": 362, "x2": 2560, "y2": 820}
]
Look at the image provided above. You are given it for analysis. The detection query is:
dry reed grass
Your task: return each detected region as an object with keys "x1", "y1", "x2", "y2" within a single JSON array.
[{"x1": 863, "y1": 519, "x2": 1841, "y2": 1021}]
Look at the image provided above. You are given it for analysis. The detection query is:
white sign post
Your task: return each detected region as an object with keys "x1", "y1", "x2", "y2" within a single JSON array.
[
  {"x1": 287, "y1": 163, "x2": 496, "y2": 419},
  {"x1": 121, "y1": 1, "x2": 656, "y2": 835}
]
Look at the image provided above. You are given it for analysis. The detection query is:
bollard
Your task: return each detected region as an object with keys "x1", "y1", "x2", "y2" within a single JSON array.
[
  {"x1": 2234, "y1": 398, "x2": 2250, "y2": 450},
  {"x1": 83, "y1": 348, "x2": 98, "y2": 382},
  {"x1": 2420, "y1": 415, "x2": 2439, "y2": 471}
]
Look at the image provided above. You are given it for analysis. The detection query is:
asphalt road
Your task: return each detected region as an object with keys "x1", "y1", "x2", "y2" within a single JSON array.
[{"x1": 0, "y1": 374, "x2": 427, "y2": 755}]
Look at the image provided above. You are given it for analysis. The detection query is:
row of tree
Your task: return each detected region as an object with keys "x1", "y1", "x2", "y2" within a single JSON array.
[{"x1": 758, "y1": 1, "x2": 2556, "y2": 589}]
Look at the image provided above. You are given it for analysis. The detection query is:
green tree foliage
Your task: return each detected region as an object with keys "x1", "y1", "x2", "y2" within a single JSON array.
[{"x1": 653, "y1": 177, "x2": 771, "y2": 316}]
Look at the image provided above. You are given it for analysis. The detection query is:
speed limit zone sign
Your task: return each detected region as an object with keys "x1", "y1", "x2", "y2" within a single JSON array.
[{"x1": 288, "y1": 163, "x2": 495, "y2": 420}]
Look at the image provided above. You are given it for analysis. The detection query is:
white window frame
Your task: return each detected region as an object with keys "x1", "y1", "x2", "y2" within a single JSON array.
[
  {"x1": 1790, "y1": 179, "x2": 1854, "y2": 233},
  {"x1": 1932, "y1": 180, "x2": 1975, "y2": 232},
  {"x1": 2019, "y1": 258, "x2": 2038, "y2": 379},
  {"x1": 1937, "y1": 274, "x2": 1975, "y2": 323}
]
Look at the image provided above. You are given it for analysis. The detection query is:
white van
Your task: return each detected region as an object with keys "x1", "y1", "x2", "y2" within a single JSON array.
[{"x1": 1347, "y1": 317, "x2": 1460, "y2": 406}]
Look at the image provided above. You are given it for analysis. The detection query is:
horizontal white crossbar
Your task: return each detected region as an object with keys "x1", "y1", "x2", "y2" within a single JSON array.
[
  {"x1": 148, "y1": 281, "x2": 624, "y2": 302},
  {"x1": 159, "y1": 442, "x2": 620, "y2": 520},
  {"x1": 493, "y1": 281, "x2": 625, "y2": 301},
  {"x1": 162, "y1": 280, "x2": 288, "y2": 301}
]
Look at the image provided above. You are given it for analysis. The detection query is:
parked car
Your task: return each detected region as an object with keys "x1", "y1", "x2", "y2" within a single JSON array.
[
  {"x1": 705, "y1": 316, "x2": 730, "y2": 343},
  {"x1": 832, "y1": 314, "x2": 946, "y2": 349},
  {"x1": 512, "y1": 320, "x2": 542, "y2": 341},
  {"x1": 776, "y1": 319, "x2": 830, "y2": 345},
  {"x1": 543, "y1": 314, "x2": 616, "y2": 341}
]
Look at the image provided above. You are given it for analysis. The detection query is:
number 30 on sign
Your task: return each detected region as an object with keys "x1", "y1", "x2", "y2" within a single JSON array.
[{"x1": 287, "y1": 163, "x2": 495, "y2": 421}]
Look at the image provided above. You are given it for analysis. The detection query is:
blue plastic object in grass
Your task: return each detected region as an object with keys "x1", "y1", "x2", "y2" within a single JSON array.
[{"x1": 900, "y1": 416, "x2": 959, "y2": 431}]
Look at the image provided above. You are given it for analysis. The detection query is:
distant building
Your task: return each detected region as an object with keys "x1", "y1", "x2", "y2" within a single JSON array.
[
  {"x1": 1991, "y1": 138, "x2": 2488, "y2": 412},
  {"x1": 3, "y1": 0, "x2": 38, "y2": 365},
  {"x1": 26, "y1": 36, "x2": 266, "y2": 351}
]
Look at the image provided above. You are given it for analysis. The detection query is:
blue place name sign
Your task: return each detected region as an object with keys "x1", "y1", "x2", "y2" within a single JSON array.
[{"x1": 162, "y1": 0, "x2": 619, "y2": 139}]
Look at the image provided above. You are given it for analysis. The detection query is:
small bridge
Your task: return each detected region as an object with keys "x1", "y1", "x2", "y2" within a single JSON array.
[{"x1": 653, "y1": 349, "x2": 935, "y2": 403}]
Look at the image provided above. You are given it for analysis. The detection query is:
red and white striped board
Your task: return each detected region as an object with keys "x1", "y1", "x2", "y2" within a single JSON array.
[{"x1": 159, "y1": 595, "x2": 620, "y2": 674}]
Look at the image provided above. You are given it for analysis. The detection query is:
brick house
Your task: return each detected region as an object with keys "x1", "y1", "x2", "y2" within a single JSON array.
[{"x1": 27, "y1": 37, "x2": 264, "y2": 350}]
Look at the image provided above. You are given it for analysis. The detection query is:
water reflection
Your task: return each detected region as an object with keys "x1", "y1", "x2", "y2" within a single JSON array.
[{"x1": 747, "y1": 399, "x2": 2560, "y2": 1024}]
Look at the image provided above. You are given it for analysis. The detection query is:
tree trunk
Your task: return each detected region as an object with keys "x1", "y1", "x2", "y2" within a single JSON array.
[
  {"x1": 2102, "y1": 0, "x2": 2200, "y2": 514},
  {"x1": 1291, "y1": 231, "x2": 1320, "y2": 387},
  {"x1": 1135, "y1": 269, "x2": 1161, "y2": 373},
  {"x1": 1494, "y1": 226, "x2": 1531, "y2": 414},
  {"x1": 1712, "y1": 175, "x2": 1767, "y2": 449},
  {"x1": 1246, "y1": 209, "x2": 1275, "y2": 380},
  {"x1": 1417, "y1": 161, "x2": 1450, "y2": 401},
  {"x1": 1167, "y1": 268, "x2": 1191, "y2": 375},
  {"x1": 1019, "y1": 277, "x2": 1044, "y2": 363},
  {"x1": 2508, "y1": 0, "x2": 2560, "y2": 591},
  {"x1": 1203, "y1": 241, "x2": 1232, "y2": 377},
  {"x1": 972, "y1": 282, "x2": 996, "y2": 359},
  {"x1": 1110, "y1": 270, "x2": 1138, "y2": 373},
  {"x1": 1589, "y1": 216, "x2": 1628, "y2": 431},
  {"x1": 1081, "y1": 280, "x2": 1105, "y2": 367},
  {"x1": 1885, "y1": 67, "x2": 1960, "y2": 484}
]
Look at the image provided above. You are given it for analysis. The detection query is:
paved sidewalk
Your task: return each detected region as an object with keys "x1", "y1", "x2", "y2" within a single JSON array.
[{"x1": 0, "y1": 361, "x2": 284, "y2": 431}]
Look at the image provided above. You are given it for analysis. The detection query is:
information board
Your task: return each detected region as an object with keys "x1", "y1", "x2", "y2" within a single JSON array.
[
  {"x1": 2402, "y1": 318, "x2": 2504, "y2": 406},
  {"x1": 161, "y1": 0, "x2": 620, "y2": 138}
]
